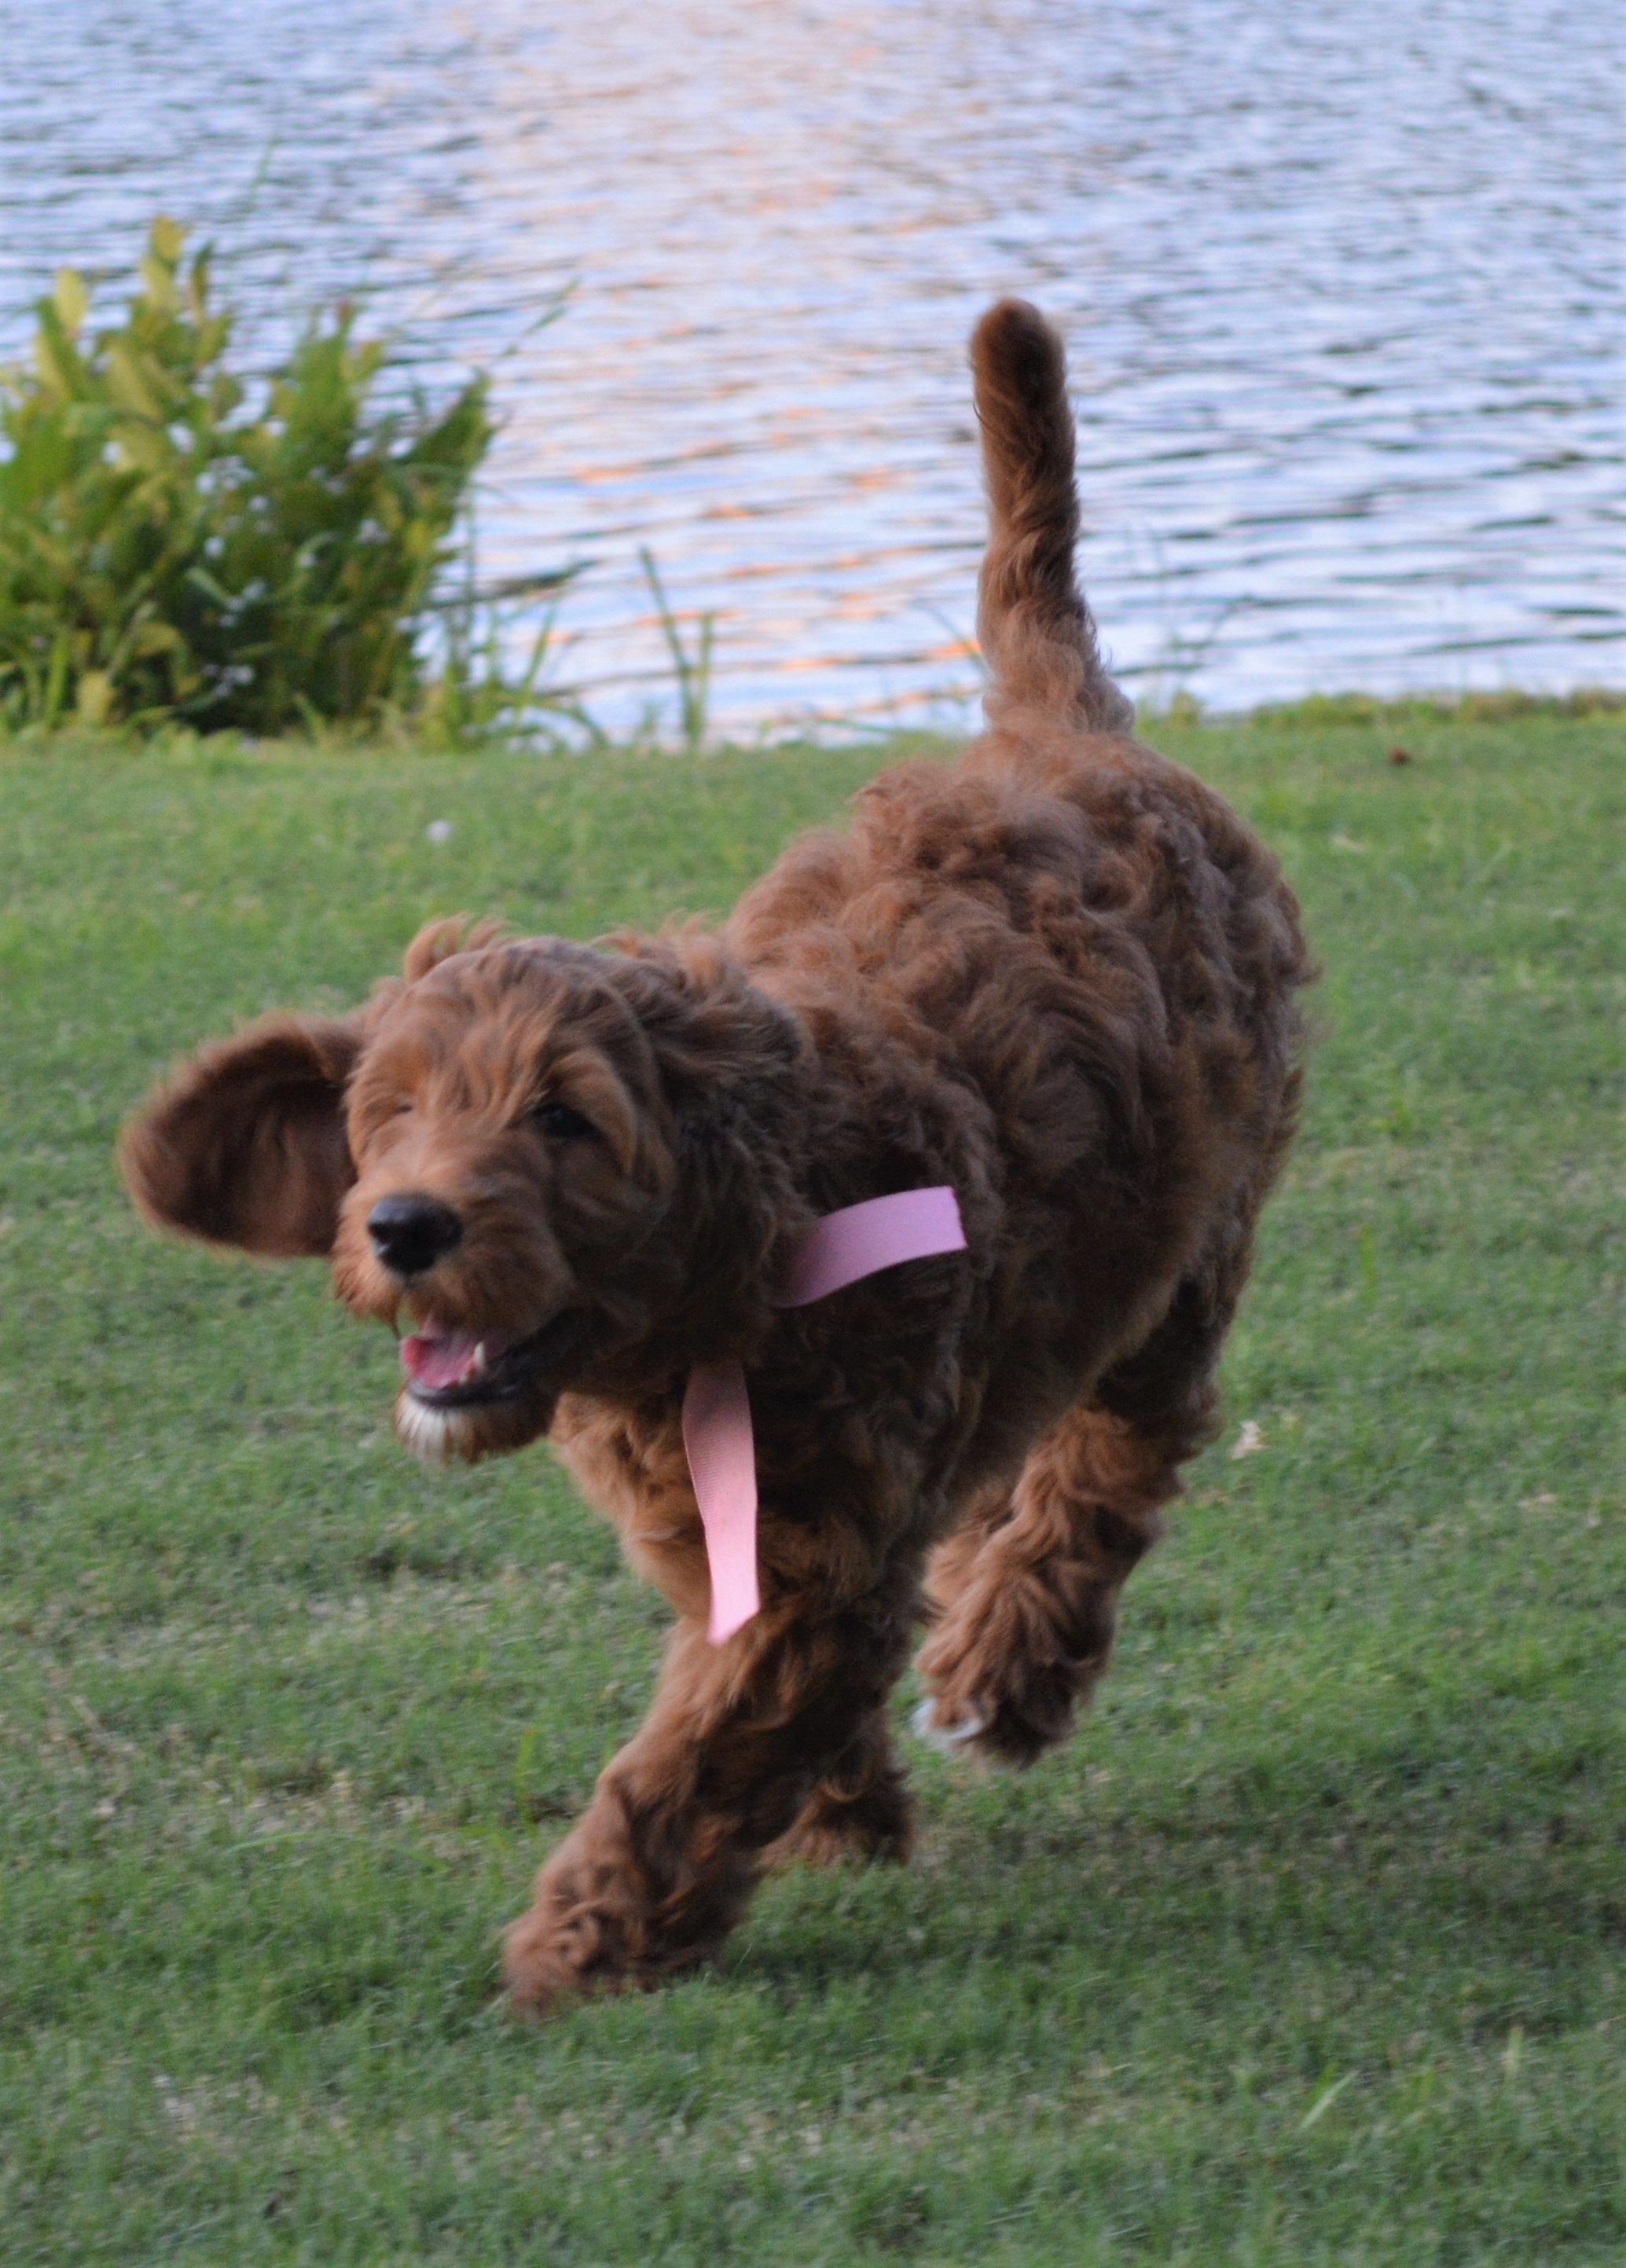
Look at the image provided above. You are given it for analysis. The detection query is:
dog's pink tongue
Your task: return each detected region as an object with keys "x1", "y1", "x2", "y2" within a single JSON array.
[{"x1": 401, "y1": 1329, "x2": 487, "y2": 1392}]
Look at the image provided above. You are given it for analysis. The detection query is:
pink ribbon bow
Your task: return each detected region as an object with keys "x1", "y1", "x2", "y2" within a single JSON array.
[{"x1": 681, "y1": 1186, "x2": 967, "y2": 1644}]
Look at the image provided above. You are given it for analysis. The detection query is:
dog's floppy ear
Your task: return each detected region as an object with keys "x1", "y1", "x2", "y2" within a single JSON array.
[{"x1": 119, "y1": 1013, "x2": 365, "y2": 1258}]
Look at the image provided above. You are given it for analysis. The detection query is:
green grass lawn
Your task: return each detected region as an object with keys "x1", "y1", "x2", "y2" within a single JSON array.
[{"x1": 2, "y1": 706, "x2": 1622, "y2": 2265}]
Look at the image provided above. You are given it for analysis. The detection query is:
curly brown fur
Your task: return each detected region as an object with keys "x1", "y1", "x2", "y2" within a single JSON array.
[{"x1": 119, "y1": 299, "x2": 1314, "y2": 2014}]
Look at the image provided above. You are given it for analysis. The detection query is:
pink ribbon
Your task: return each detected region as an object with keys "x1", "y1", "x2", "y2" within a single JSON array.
[{"x1": 682, "y1": 1186, "x2": 967, "y2": 1644}]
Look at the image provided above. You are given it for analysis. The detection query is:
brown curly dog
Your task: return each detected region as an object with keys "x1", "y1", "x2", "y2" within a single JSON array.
[{"x1": 121, "y1": 300, "x2": 1313, "y2": 2015}]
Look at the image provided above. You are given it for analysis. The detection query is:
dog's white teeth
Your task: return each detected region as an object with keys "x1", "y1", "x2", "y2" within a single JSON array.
[{"x1": 472, "y1": 1341, "x2": 488, "y2": 1377}]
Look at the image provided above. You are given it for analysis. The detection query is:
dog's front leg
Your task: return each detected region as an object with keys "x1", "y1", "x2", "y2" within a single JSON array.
[
  {"x1": 504, "y1": 1581, "x2": 914, "y2": 2016},
  {"x1": 765, "y1": 1703, "x2": 914, "y2": 1869}
]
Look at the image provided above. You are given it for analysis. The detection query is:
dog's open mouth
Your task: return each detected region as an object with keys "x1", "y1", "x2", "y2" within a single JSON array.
[{"x1": 399, "y1": 1309, "x2": 589, "y2": 1407}]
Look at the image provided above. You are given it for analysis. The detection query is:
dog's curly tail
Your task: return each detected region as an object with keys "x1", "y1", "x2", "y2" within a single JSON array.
[{"x1": 971, "y1": 299, "x2": 1132, "y2": 736}]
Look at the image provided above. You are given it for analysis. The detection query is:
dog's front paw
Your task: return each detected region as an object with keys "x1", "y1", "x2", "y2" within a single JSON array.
[
  {"x1": 503, "y1": 1894, "x2": 707, "y2": 2017},
  {"x1": 502, "y1": 1818, "x2": 738, "y2": 2017},
  {"x1": 501, "y1": 1896, "x2": 633, "y2": 2019}
]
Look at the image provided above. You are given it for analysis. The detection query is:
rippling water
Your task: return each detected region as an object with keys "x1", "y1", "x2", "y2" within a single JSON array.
[{"x1": 2, "y1": 1, "x2": 1620, "y2": 730}]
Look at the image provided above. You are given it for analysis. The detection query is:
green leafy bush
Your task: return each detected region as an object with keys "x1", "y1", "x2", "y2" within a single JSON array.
[{"x1": 0, "y1": 219, "x2": 495, "y2": 734}]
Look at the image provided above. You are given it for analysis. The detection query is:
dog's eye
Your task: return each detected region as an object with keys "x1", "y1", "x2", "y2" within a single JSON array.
[{"x1": 532, "y1": 1100, "x2": 593, "y2": 1140}]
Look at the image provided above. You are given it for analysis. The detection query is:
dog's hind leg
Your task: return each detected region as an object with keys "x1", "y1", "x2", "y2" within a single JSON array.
[
  {"x1": 915, "y1": 1264, "x2": 1240, "y2": 1767},
  {"x1": 765, "y1": 1706, "x2": 914, "y2": 1870}
]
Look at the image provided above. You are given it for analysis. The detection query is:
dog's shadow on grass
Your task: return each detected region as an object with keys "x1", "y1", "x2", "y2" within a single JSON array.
[{"x1": 722, "y1": 1743, "x2": 1616, "y2": 2006}]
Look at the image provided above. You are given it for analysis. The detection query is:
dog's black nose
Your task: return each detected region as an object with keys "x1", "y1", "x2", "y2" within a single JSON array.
[{"x1": 366, "y1": 1194, "x2": 463, "y2": 1277}]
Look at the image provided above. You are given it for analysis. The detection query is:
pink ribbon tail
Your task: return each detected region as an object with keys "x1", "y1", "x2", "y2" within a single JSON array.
[
  {"x1": 682, "y1": 1358, "x2": 760, "y2": 1645},
  {"x1": 685, "y1": 1185, "x2": 967, "y2": 1645}
]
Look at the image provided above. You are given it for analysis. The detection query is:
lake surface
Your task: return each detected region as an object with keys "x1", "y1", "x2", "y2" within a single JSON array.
[{"x1": 2, "y1": 0, "x2": 1620, "y2": 732}]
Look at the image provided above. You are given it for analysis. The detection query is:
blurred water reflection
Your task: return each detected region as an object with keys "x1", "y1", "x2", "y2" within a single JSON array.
[{"x1": 2, "y1": 0, "x2": 1620, "y2": 731}]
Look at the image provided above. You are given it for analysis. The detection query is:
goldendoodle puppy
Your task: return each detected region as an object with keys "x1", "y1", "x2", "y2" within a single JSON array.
[{"x1": 122, "y1": 300, "x2": 1313, "y2": 2013}]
